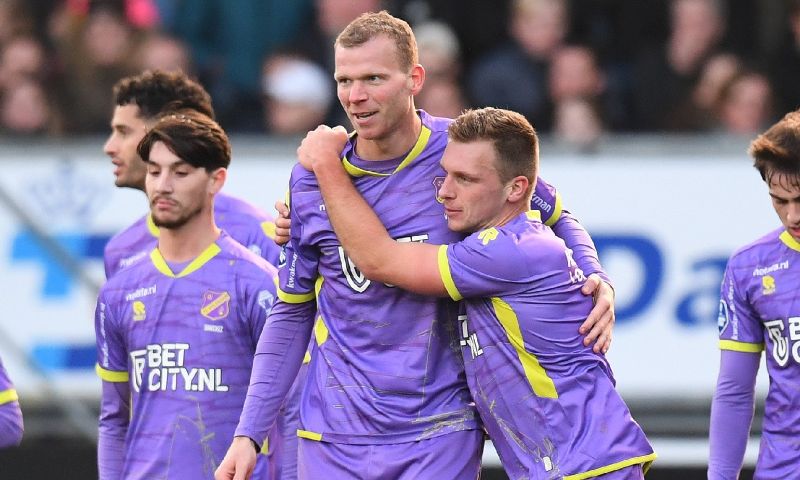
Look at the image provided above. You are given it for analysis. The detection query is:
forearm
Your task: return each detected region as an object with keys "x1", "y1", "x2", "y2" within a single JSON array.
[
  {"x1": 0, "y1": 402, "x2": 23, "y2": 448},
  {"x1": 315, "y1": 156, "x2": 396, "y2": 277},
  {"x1": 235, "y1": 300, "x2": 315, "y2": 446},
  {"x1": 98, "y1": 382, "x2": 130, "y2": 479},
  {"x1": 708, "y1": 350, "x2": 760, "y2": 479},
  {"x1": 551, "y1": 210, "x2": 609, "y2": 284}
]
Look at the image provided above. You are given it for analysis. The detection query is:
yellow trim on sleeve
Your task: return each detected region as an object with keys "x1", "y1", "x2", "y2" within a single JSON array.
[
  {"x1": 719, "y1": 340, "x2": 764, "y2": 353},
  {"x1": 297, "y1": 430, "x2": 323, "y2": 441},
  {"x1": 437, "y1": 245, "x2": 462, "y2": 301},
  {"x1": 544, "y1": 192, "x2": 563, "y2": 227},
  {"x1": 95, "y1": 364, "x2": 129, "y2": 383},
  {"x1": 261, "y1": 221, "x2": 276, "y2": 240},
  {"x1": 150, "y1": 242, "x2": 221, "y2": 278},
  {"x1": 277, "y1": 287, "x2": 315, "y2": 304},
  {"x1": 563, "y1": 452, "x2": 658, "y2": 480},
  {"x1": 0, "y1": 388, "x2": 19, "y2": 405},
  {"x1": 492, "y1": 297, "x2": 557, "y2": 398}
]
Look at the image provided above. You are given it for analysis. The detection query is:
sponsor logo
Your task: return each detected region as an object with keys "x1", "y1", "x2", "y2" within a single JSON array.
[
  {"x1": 200, "y1": 291, "x2": 231, "y2": 320},
  {"x1": 132, "y1": 300, "x2": 146, "y2": 322},
  {"x1": 433, "y1": 176, "x2": 445, "y2": 203},
  {"x1": 717, "y1": 299, "x2": 729, "y2": 334},
  {"x1": 752, "y1": 260, "x2": 789, "y2": 277},
  {"x1": 130, "y1": 343, "x2": 228, "y2": 393},
  {"x1": 762, "y1": 275, "x2": 776, "y2": 295},
  {"x1": 125, "y1": 284, "x2": 157, "y2": 302}
]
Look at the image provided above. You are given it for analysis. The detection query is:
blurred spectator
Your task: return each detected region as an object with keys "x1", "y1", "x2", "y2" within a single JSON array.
[
  {"x1": 133, "y1": 31, "x2": 192, "y2": 73},
  {"x1": 467, "y1": 0, "x2": 569, "y2": 130},
  {"x1": 163, "y1": 0, "x2": 313, "y2": 132},
  {"x1": 0, "y1": 35, "x2": 47, "y2": 89},
  {"x1": 769, "y1": 0, "x2": 800, "y2": 114},
  {"x1": 0, "y1": 79, "x2": 62, "y2": 136},
  {"x1": 414, "y1": 20, "x2": 467, "y2": 118},
  {"x1": 0, "y1": 0, "x2": 35, "y2": 45},
  {"x1": 261, "y1": 54, "x2": 333, "y2": 136},
  {"x1": 682, "y1": 52, "x2": 743, "y2": 130},
  {"x1": 553, "y1": 97, "x2": 604, "y2": 152},
  {"x1": 633, "y1": 0, "x2": 727, "y2": 131},
  {"x1": 57, "y1": 1, "x2": 142, "y2": 133},
  {"x1": 714, "y1": 69, "x2": 774, "y2": 136}
]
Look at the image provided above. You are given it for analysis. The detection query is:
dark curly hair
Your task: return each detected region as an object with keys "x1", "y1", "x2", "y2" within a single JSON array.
[{"x1": 112, "y1": 70, "x2": 214, "y2": 121}]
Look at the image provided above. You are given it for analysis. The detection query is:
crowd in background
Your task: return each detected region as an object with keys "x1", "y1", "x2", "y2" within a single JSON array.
[{"x1": 1, "y1": 0, "x2": 799, "y2": 150}]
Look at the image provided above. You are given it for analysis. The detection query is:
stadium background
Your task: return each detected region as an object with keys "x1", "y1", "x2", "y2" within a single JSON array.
[{"x1": 0, "y1": 0, "x2": 792, "y2": 478}]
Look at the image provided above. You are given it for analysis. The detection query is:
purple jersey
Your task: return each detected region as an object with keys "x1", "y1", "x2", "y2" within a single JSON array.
[
  {"x1": 104, "y1": 192, "x2": 280, "y2": 278},
  {"x1": 439, "y1": 210, "x2": 655, "y2": 479},
  {"x1": 278, "y1": 111, "x2": 478, "y2": 444},
  {"x1": 0, "y1": 355, "x2": 23, "y2": 448},
  {"x1": 717, "y1": 227, "x2": 800, "y2": 478},
  {"x1": 95, "y1": 232, "x2": 278, "y2": 479}
]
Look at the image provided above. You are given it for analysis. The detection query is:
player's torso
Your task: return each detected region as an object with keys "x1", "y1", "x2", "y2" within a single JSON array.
[
  {"x1": 290, "y1": 120, "x2": 478, "y2": 443},
  {"x1": 727, "y1": 231, "x2": 800, "y2": 477},
  {"x1": 458, "y1": 220, "x2": 651, "y2": 479},
  {"x1": 108, "y1": 248, "x2": 270, "y2": 479}
]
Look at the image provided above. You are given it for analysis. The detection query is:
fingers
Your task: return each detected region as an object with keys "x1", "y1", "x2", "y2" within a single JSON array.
[
  {"x1": 274, "y1": 200, "x2": 289, "y2": 219},
  {"x1": 581, "y1": 273, "x2": 601, "y2": 297}
]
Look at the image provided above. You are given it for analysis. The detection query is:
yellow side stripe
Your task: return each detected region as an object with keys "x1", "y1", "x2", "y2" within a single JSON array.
[
  {"x1": 437, "y1": 245, "x2": 462, "y2": 301},
  {"x1": 719, "y1": 340, "x2": 764, "y2": 353},
  {"x1": 314, "y1": 316, "x2": 329, "y2": 346},
  {"x1": 564, "y1": 452, "x2": 657, "y2": 480},
  {"x1": 96, "y1": 364, "x2": 129, "y2": 383},
  {"x1": 260, "y1": 437, "x2": 269, "y2": 455},
  {"x1": 277, "y1": 287, "x2": 315, "y2": 304},
  {"x1": 0, "y1": 388, "x2": 19, "y2": 405},
  {"x1": 492, "y1": 297, "x2": 557, "y2": 398},
  {"x1": 302, "y1": 350, "x2": 312, "y2": 364},
  {"x1": 297, "y1": 430, "x2": 322, "y2": 441}
]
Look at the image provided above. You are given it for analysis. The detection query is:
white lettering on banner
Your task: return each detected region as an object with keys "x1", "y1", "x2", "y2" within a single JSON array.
[{"x1": 129, "y1": 343, "x2": 228, "y2": 393}]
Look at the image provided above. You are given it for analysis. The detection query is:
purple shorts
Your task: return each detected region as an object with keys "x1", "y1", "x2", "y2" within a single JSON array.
[{"x1": 297, "y1": 429, "x2": 484, "y2": 479}]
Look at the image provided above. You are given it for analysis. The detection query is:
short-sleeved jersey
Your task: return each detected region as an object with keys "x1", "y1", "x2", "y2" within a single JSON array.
[
  {"x1": 95, "y1": 232, "x2": 278, "y2": 479},
  {"x1": 104, "y1": 192, "x2": 280, "y2": 278},
  {"x1": 439, "y1": 211, "x2": 655, "y2": 479},
  {"x1": 278, "y1": 110, "x2": 563, "y2": 445},
  {"x1": 718, "y1": 227, "x2": 800, "y2": 478}
]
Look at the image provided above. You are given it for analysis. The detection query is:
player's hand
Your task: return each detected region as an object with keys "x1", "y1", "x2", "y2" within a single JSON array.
[
  {"x1": 579, "y1": 274, "x2": 615, "y2": 354},
  {"x1": 215, "y1": 436, "x2": 258, "y2": 480},
  {"x1": 297, "y1": 125, "x2": 349, "y2": 171},
  {"x1": 273, "y1": 200, "x2": 291, "y2": 246}
]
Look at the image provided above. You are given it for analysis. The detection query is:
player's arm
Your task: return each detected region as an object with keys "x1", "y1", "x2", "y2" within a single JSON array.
[
  {"x1": 94, "y1": 293, "x2": 131, "y2": 479},
  {"x1": 0, "y1": 362, "x2": 23, "y2": 448},
  {"x1": 708, "y1": 350, "x2": 760, "y2": 479},
  {"x1": 534, "y1": 176, "x2": 614, "y2": 353},
  {"x1": 218, "y1": 179, "x2": 317, "y2": 480},
  {"x1": 708, "y1": 263, "x2": 763, "y2": 479},
  {"x1": 299, "y1": 125, "x2": 448, "y2": 296}
]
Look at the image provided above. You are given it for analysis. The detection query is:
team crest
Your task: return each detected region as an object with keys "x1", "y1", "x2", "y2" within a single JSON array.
[
  {"x1": 762, "y1": 275, "x2": 776, "y2": 295},
  {"x1": 201, "y1": 291, "x2": 231, "y2": 320},
  {"x1": 433, "y1": 176, "x2": 445, "y2": 203},
  {"x1": 132, "y1": 300, "x2": 146, "y2": 321}
]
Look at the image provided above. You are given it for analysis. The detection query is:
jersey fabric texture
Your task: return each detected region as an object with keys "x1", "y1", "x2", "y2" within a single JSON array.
[
  {"x1": 717, "y1": 227, "x2": 800, "y2": 478},
  {"x1": 440, "y1": 210, "x2": 655, "y2": 479},
  {"x1": 95, "y1": 232, "x2": 277, "y2": 479}
]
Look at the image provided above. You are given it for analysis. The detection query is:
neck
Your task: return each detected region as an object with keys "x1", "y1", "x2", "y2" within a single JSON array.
[
  {"x1": 157, "y1": 208, "x2": 220, "y2": 262},
  {"x1": 356, "y1": 109, "x2": 422, "y2": 160},
  {"x1": 486, "y1": 200, "x2": 530, "y2": 230}
]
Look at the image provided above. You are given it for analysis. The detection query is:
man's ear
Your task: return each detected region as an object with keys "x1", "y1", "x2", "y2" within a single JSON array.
[
  {"x1": 506, "y1": 175, "x2": 530, "y2": 203},
  {"x1": 409, "y1": 64, "x2": 425, "y2": 96},
  {"x1": 209, "y1": 167, "x2": 227, "y2": 195}
]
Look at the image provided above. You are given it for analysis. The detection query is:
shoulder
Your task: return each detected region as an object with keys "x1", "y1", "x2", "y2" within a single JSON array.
[
  {"x1": 218, "y1": 234, "x2": 278, "y2": 277},
  {"x1": 106, "y1": 215, "x2": 149, "y2": 248},
  {"x1": 728, "y1": 227, "x2": 787, "y2": 269},
  {"x1": 215, "y1": 193, "x2": 273, "y2": 222},
  {"x1": 419, "y1": 110, "x2": 452, "y2": 134}
]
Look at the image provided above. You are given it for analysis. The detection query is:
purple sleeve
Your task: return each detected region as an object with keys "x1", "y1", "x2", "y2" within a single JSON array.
[
  {"x1": 550, "y1": 210, "x2": 610, "y2": 285},
  {"x1": 708, "y1": 349, "x2": 760, "y2": 479},
  {"x1": 0, "y1": 404, "x2": 23, "y2": 448},
  {"x1": 98, "y1": 381, "x2": 130, "y2": 479},
  {"x1": 234, "y1": 299, "x2": 315, "y2": 447}
]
